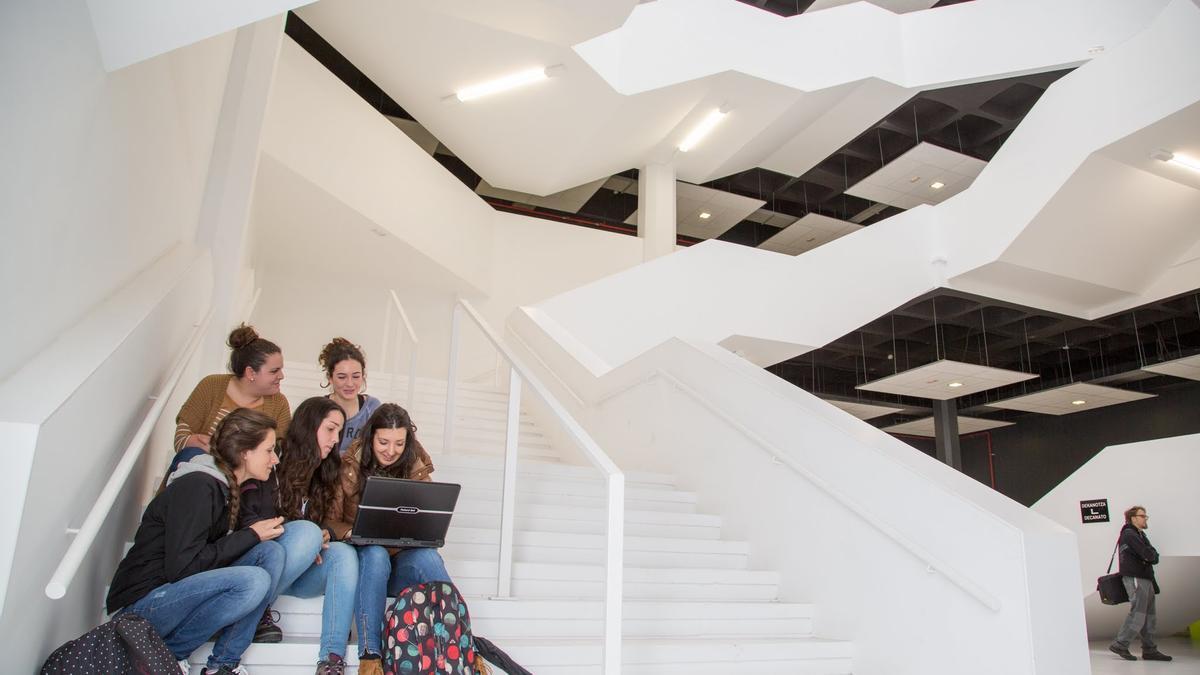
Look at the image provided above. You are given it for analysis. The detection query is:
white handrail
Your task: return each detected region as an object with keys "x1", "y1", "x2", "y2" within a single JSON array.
[
  {"x1": 446, "y1": 299, "x2": 624, "y2": 674},
  {"x1": 45, "y1": 312, "x2": 213, "y2": 600},
  {"x1": 388, "y1": 290, "x2": 419, "y2": 409},
  {"x1": 657, "y1": 369, "x2": 1002, "y2": 612}
]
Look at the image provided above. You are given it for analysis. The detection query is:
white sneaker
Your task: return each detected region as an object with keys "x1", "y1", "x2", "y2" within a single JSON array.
[
  {"x1": 202, "y1": 666, "x2": 250, "y2": 675},
  {"x1": 179, "y1": 660, "x2": 190, "y2": 675}
]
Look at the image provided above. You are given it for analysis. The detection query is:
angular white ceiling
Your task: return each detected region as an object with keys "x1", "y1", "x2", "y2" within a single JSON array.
[
  {"x1": 882, "y1": 415, "x2": 1014, "y2": 437},
  {"x1": 624, "y1": 181, "x2": 764, "y2": 239},
  {"x1": 295, "y1": 0, "x2": 1157, "y2": 195},
  {"x1": 857, "y1": 359, "x2": 1038, "y2": 400},
  {"x1": 1142, "y1": 353, "x2": 1200, "y2": 381},
  {"x1": 988, "y1": 382, "x2": 1155, "y2": 415},
  {"x1": 825, "y1": 398, "x2": 905, "y2": 420},
  {"x1": 758, "y1": 213, "x2": 861, "y2": 255},
  {"x1": 845, "y1": 142, "x2": 987, "y2": 209}
]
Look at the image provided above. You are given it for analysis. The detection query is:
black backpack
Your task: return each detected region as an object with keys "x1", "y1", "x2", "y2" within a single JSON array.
[{"x1": 41, "y1": 612, "x2": 179, "y2": 675}]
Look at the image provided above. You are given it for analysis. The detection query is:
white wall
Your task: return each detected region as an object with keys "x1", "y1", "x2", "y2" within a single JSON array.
[
  {"x1": 0, "y1": 0, "x2": 235, "y2": 382},
  {"x1": 1032, "y1": 433, "x2": 1200, "y2": 640},
  {"x1": 0, "y1": 246, "x2": 213, "y2": 674}
]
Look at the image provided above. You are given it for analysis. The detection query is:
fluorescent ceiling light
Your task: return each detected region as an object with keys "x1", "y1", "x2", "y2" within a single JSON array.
[
  {"x1": 930, "y1": 181, "x2": 945, "y2": 190},
  {"x1": 455, "y1": 67, "x2": 548, "y2": 102},
  {"x1": 679, "y1": 109, "x2": 727, "y2": 152},
  {"x1": 699, "y1": 212, "x2": 711, "y2": 219},
  {"x1": 947, "y1": 381, "x2": 963, "y2": 388},
  {"x1": 1071, "y1": 399, "x2": 1087, "y2": 406},
  {"x1": 1151, "y1": 149, "x2": 1200, "y2": 172}
]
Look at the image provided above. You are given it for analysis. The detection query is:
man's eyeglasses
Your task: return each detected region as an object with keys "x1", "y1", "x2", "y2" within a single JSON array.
[{"x1": 1134, "y1": 514, "x2": 1149, "y2": 519}]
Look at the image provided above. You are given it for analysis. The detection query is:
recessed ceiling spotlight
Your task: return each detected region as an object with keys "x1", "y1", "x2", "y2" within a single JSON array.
[
  {"x1": 948, "y1": 381, "x2": 964, "y2": 388},
  {"x1": 1151, "y1": 149, "x2": 1200, "y2": 172},
  {"x1": 1071, "y1": 399, "x2": 1087, "y2": 406},
  {"x1": 679, "y1": 109, "x2": 727, "y2": 153},
  {"x1": 909, "y1": 176, "x2": 921, "y2": 184},
  {"x1": 454, "y1": 65, "x2": 559, "y2": 102},
  {"x1": 699, "y1": 212, "x2": 711, "y2": 219},
  {"x1": 930, "y1": 181, "x2": 945, "y2": 190}
]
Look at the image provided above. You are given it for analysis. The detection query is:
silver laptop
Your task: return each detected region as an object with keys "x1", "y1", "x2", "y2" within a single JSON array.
[{"x1": 348, "y1": 476, "x2": 461, "y2": 548}]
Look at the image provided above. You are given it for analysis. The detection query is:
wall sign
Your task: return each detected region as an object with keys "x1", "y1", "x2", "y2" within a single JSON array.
[{"x1": 1080, "y1": 499, "x2": 1109, "y2": 523}]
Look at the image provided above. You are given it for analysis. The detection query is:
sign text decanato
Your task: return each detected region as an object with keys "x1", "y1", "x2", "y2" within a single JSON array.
[{"x1": 1080, "y1": 499, "x2": 1110, "y2": 523}]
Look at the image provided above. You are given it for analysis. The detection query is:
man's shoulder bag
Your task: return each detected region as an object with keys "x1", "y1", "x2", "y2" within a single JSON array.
[{"x1": 1097, "y1": 540, "x2": 1129, "y2": 605}]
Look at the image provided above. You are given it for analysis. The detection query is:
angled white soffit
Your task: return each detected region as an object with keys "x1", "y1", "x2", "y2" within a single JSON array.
[
  {"x1": 882, "y1": 416, "x2": 1015, "y2": 437},
  {"x1": 1142, "y1": 353, "x2": 1200, "y2": 381},
  {"x1": 808, "y1": 0, "x2": 936, "y2": 12},
  {"x1": 825, "y1": 399, "x2": 905, "y2": 420},
  {"x1": 857, "y1": 359, "x2": 1038, "y2": 400},
  {"x1": 297, "y1": 0, "x2": 1165, "y2": 194},
  {"x1": 988, "y1": 382, "x2": 1155, "y2": 415},
  {"x1": 758, "y1": 213, "x2": 861, "y2": 255},
  {"x1": 624, "y1": 181, "x2": 765, "y2": 239},
  {"x1": 530, "y1": 0, "x2": 1200, "y2": 373},
  {"x1": 844, "y1": 142, "x2": 987, "y2": 209},
  {"x1": 476, "y1": 177, "x2": 608, "y2": 214},
  {"x1": 86, "y1": 0, "x2": 313, "y2": 71}
]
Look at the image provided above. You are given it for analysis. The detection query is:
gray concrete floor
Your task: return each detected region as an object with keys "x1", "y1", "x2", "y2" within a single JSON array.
[{"x1": 1089, "y1": 637, "x2": 1200, "y2": 674}]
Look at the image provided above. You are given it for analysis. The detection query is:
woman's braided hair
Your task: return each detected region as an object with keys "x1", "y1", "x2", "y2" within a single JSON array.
[{"x1": 210, "y1": 408, "x2": 277, "y2": 530}]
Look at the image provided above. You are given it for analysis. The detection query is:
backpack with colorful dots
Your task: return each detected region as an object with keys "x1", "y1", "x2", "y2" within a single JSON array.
[{"x1": 382, "y1": 581, "x2": 489, "y2": 675}]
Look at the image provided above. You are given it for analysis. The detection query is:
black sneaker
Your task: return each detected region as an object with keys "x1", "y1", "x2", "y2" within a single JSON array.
[
  {"x1": 315, "y1": 654, "x2": 345, "y2": 675},
  {"x1": 202, "y1": 665, "x2": 249, "y2": 675},
  {"x1": 1143, "y1": 650, "x2": 1173, "y2": 661},
  {"x1": 252, "y1": 607, "x2": 282, "y2": 643},
  {"x1": 1109, "y1": 644, "x2": 1137, "y2": 661}
]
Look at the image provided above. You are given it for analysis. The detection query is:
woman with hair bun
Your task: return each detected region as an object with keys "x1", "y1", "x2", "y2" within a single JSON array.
[
  {"x1": 108, "y1": 409, "x2": 288, "y2": 675},
  {"x1": 168, "y1": 324, "x2": 291, "y2": 476},
  {"x1": 318, "y1": 337, "x2": 380, "y2": 454}
]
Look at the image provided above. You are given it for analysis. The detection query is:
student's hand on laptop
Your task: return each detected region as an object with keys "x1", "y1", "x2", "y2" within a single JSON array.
[{"x1": 250, "y1": 516, "x2": 285, "y2": 541}]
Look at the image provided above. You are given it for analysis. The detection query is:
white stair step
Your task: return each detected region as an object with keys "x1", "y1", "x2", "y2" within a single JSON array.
[
  {"x1": 440, "y1": 540, "x2": 747, "y2": 569},
  {"x1": 449, "y1": 513, "x2": 720, "y2": 539},
  {"x1": 187, "y1": 635, "x2": 850, "y2": 674},
  {"x1": 445, "y1": 526, "x2": 749, "y2": 556},
  {"x1": 446, "y1": 562, "x2": 777, "y2": 601},
  {"x1": 459, "y1": 487, "x2": 697, "y2": 514},
  {"x1": 453, "y1": 499, "x2": 718, "y2": 528},
  {"x1": 435, "y1": 453, "x2": 676, "y2": 488},
  {"x1": 270, "y1": 596, "x2": 814, "y2": 640}
]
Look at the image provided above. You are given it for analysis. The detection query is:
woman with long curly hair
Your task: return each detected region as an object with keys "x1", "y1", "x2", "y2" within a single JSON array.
[{"x1": 239, "y1": 397, "x2": 358, "y2": 675}]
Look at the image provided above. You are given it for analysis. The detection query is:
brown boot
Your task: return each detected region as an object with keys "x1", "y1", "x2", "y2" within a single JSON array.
[{"x1": 357, "y1": 656, "x2": 383, "y2": 675}]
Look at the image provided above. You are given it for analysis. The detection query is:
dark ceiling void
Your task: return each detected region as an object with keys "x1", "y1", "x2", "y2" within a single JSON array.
[
  {"x1": 734, "y1": 0, "x2": 974, "y2": 19},
  {"x1": 705, "y1": 68, "x2": 1071, "y2": 236},
  {"x1": 769, "y1": 289, "x2": 1200, "y2": 427}
]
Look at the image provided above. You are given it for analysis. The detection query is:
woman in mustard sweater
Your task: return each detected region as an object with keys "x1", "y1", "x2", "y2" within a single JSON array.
[{"x1": 168, "y1": 324, "x2": 292, "y2": 476}]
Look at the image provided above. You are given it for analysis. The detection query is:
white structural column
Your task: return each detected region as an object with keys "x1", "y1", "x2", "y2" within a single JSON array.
[
  {"x1": 637, "y1": 163, "x2": 677, "y2": 261},
  {"x1": 194, "y1": 16, "x2": 285, "y2": 368}
]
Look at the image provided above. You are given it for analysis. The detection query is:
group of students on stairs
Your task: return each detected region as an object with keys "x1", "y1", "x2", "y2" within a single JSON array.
[{"x1": 99, "y1": 326, "x2": 490, "y2": 675}]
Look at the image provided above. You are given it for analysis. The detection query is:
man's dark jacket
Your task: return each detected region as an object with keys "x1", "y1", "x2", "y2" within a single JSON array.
[{"x1": 1117, "y1": 522, "x2": 1161, "y2": 594}]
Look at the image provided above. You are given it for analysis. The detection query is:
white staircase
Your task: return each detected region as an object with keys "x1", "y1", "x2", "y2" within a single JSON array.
[{"x1": 183, "y1": 363, "x2": 852, "y2": 674}]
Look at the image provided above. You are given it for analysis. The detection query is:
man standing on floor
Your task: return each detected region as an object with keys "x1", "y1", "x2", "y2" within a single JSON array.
[{"x1": 1109, "y1": 505, "x2": 1172, "y2": 662}]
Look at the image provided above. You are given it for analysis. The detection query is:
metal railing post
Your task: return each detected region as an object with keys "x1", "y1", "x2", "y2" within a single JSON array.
[
  {"x1": 443, "y1": 304, "x2": 461, "y2": 454},
  {"x1": 495, "y1": 366, "x2": 521, "y2": 598},
  {"x1": 407, "y1": 342, "x2": 419, "y2": 410},
  {"x1": 603, "y1": 474, "x2": 625, "y2": 675}
]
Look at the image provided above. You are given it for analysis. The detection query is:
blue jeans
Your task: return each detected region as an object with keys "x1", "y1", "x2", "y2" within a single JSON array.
[
  {"x1": 354, "y1": 546, "x2": 450, "y2": 656},
  {"x1": 271, "y1": 520, "x2": 325, "y2": 605},
  {"x1": 280, "y1": 542, "x2": 358, "y2": 660},
  {"x1": 125, "y1": 540, "x2": 283, "y2": 668}
]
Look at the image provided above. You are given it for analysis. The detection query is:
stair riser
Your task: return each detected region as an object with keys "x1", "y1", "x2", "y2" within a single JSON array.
[
  {"x1": 439, "y1": 471, "x2": 674, "y2": 495},
  {"x1": 441, "y1": 543, "x2": 748, "y2": 569},
  {"x1": 453, "y1": 500, "x2": 717, "y2": 528},
  {"x1": 459, "y1": 488, "x2": 697, "y2": 513},
  {"x1": 453, "y1": 578, "x2": 779, "y2": 601},
  {"x1": 449, "y1": 515, "x2": 720, "y2": 539},
  {"x1": 445, "y1": 528, "x2": 749, "y2": 556},
  {"x1": 272, "y1": 612, "x2": 812, "y2": 640}
]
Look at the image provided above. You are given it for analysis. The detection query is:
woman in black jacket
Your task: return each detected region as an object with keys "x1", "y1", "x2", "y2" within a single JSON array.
[{"x1": 107, "y1": 408, "x2": 287, "y2": 675}]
